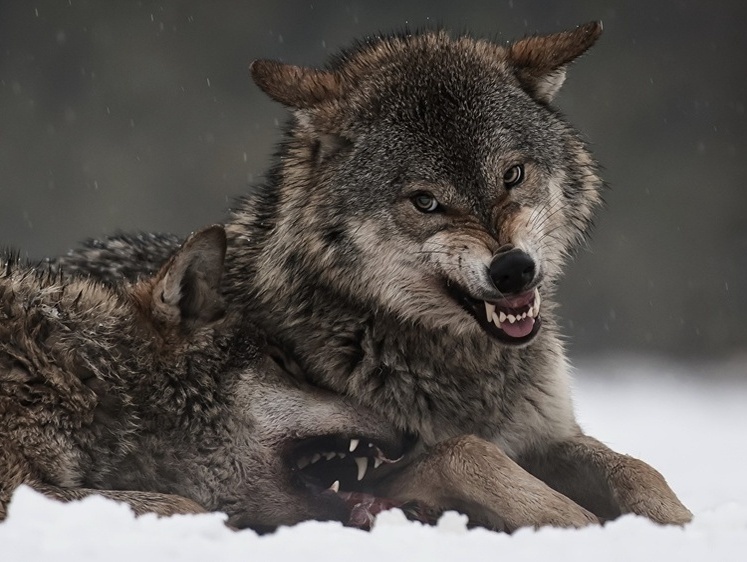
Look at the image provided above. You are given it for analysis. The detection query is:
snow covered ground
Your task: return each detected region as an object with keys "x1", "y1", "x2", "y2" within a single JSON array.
[{"x1": 2, "y1": 356, "x2": 746, "y2": 561}]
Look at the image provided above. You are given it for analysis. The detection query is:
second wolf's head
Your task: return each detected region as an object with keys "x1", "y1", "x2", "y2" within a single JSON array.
[{"x1": 243, "y1": 23, "x2": 603, "y2": 346}]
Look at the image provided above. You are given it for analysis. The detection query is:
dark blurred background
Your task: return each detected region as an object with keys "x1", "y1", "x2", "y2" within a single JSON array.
[{"x1": 1, "y1": 1, "x2": 745, "y2": 361}]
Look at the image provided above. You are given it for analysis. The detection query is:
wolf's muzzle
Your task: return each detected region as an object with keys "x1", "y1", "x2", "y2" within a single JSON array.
[{"x1": 489, "y1": 249, "x2": 536, "y2": 294}]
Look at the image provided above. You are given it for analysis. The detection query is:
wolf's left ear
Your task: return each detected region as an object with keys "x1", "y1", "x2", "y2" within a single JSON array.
[
  {"x1": 152, "y1": 225, "x2": 227, "y2": 332},
  {"x1": 250, "y1": 59, "x2": 342, "y2": 109},
  {"x1": 506, "y1": 21, "x2": 602, "y2": 103}
]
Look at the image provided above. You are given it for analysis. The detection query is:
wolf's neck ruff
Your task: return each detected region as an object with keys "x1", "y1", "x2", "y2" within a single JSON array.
[{"x1": 227, "y1": 221, "x2": 575, "y2": 454}]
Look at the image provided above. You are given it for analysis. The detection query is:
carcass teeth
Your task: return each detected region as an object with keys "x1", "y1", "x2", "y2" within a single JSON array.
[
  {"x1": 329, "y1": 480, "x2": 340, "y2": 493},
  {"x1": 349, "y1": 439, "x2": 360, "y2": 452},
  {"x1": 355, "y1": 457, "x2": 368, "y2": 481},
  {"x1": 484, "y1": 301, "x2": 496, "y2": 321},
  {"x1": 323, "y1": 452, "x2": 336, "y2": 461},
  {"x1": 296, "y1": 456, "x2": 310, "y2": 469}
]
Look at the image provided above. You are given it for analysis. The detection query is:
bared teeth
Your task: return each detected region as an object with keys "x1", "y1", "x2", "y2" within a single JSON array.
[
  {"x1": 484, "y1": 301, "x2": 496, "y2": 321},
  {"x1": 329, "y1": 480, "x2": 340, "y2": 493},
  {"x1": 323, "y1": 452, "x2": 336, "y2": 461},
  {"x1": 355, "y1": 457, "x2": 368, "y2": 481},
  {"x1": 487, "y1": 288, "x2": 542, "y2": 330},
  {"x1": 373, "y1": 457, "x2": 383, "y2": 469},
  {"x1": 349, "y1": 439, "x2": 360, "y2": 452}
]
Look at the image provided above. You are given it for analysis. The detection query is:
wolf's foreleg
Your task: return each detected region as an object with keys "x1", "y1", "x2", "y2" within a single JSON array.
[
  {"x1": 521, "y1": 434, "x2": 692, "y2": 525},
  {"x1": 378, "y1": 434, "x2": 598, "y2": 532}
]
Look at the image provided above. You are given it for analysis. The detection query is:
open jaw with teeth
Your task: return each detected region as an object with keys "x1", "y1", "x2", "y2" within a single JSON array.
[
  {"x1": 291, "y1": 436, "x2": 437, "y2": 529},
  {"x1": 482, "y1": 288, "x2": 542, "y2": 342}
]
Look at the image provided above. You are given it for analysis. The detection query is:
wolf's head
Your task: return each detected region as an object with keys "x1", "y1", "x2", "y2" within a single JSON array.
[{"x1": 247, "y1": 23, "x2": 603, "y2": 346}]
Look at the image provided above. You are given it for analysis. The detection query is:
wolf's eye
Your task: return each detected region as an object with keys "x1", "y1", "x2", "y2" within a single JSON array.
[
  {"x1": 503, "y1": 164, "x2": 525, "y2": 189},
  {"x1": 411, "y1": 193, "x2": 440, "y2": 213}
]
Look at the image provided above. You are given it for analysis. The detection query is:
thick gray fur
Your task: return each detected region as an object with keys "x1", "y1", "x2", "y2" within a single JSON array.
[{"x1": 52, "y1": 24, "x2": 692, "y2": 529}]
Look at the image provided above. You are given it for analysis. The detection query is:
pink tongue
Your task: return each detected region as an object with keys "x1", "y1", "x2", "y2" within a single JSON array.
[{"x1": 501, "y1": 316, "x2": 535, "y2": 339}]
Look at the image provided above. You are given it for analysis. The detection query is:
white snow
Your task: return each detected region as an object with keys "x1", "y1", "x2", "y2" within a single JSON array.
[{"x1": 2, "y1": 356, "x2": 746, "y2": 561}]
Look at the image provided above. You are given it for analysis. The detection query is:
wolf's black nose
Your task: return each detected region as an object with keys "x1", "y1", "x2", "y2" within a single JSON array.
[{"x1": 489, "y1": 250, "x2": 536, "y2": 294}]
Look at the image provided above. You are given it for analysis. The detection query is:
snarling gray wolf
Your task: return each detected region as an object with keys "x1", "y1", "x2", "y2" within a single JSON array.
[
  {"x1": 53, "y1": 22, "x2": 692, "y2": 530},
  {"x1": 0, "y1": 226, "x2": 408, "y2": 532}
]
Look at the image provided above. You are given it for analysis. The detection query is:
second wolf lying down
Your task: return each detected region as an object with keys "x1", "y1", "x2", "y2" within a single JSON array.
[{"x1": 0, "y1": 226, "x2": 411, "y2": 530}]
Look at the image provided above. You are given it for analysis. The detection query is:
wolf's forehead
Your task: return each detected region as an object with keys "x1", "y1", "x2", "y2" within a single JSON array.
[
  {"x1": 354, "y1": 50, "x2": 554, "y2": 140},
  {"x1": 359, "y1": 67, "x2": 561, "y2": 180}
]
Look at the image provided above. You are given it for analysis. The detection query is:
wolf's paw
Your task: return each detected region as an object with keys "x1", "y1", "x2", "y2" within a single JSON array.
[
  {"x1": 497, "y1": 482, "x2": 600, "y2": 531},
  {"x1": 622, "y1": 483, "x2": 693, "y2": 525},
  {"x1": 613, "y1": 456, "x2": 693, "y2": 525}
]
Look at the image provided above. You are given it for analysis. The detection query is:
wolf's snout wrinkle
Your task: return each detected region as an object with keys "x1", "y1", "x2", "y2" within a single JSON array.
[{"x1": 489, "y1": 250, "x2": 536, "y2": 294}]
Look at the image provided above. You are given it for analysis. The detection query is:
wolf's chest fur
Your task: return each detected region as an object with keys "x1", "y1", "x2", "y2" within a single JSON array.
[{"x1": 241, "y1": 273, "x2": 576, "y2": 457}]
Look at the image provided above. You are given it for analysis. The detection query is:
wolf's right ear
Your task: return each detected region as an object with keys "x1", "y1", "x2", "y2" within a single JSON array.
[
  {"x1": 506, "y1": 21, "x2": 602, "y2": 103},
  {"x1": 151, "y1": 225, "x2": 227, "y2": 332},
  {"x1": 250, "y1": 60, "x2": 343, "y2": 109}
]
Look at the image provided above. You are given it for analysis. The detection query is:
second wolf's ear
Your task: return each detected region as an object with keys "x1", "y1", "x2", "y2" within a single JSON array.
[
  {"x1": 152, "y1": 225, "x2": 227, "y2": 332},
  {"x1": 250, "y1": 59, "x2": 343, "y2": 109},
  {"x1": 506, "y1": 21, "x2": 602, "y2": 103}
]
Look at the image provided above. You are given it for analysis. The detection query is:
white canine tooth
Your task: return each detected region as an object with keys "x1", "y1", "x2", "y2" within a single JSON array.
[
  {"x1": 323, "y1": 452, "x2": 336, "y2": 461},
  {"x1": 355, "y1": 457, "x2": 368, "y2": 481},
  {"x1": 329, "y1": 480, "x2": 340, "y2": 493},
  {"x1": 534, "y1": 289, "x2": 541, "y2": 313},
  {"x1": 527, "y1": 308, "x2": 534, "y2": 318},
  {"x1": 296, "y1": 456, "x2": 310, "y2": 469},
  {"x1": 349, "y1": 439, "x2": 360, "y2": 452},
  {"x1": 484, "y1": 301, "x2": 496, "y2": 321},
  {"x1": 373, "y1": 457, "x2": 383, "y2": 469},
  {"x1": 310, "y1": 453, "x2": 321, "y2": 464},
  {"x1": 499, "y1": 311, "x2": 507, "y2": 323},
  {"x1": 492, "y1": 312, "x2": 501, "y2": 327},
  {"x1": 508, "y1": 314, "x2": 516, "y2": 324}
]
